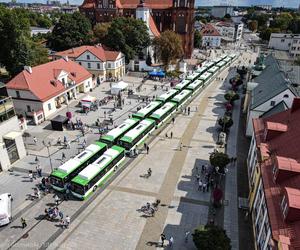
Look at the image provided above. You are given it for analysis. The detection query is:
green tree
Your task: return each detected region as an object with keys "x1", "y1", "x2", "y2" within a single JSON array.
[
  {"x1": 259, "y1": 28, "x2": 272, "y2": 41},
  {"x1": 103, "y1": 17, "x2": 150, "y2": 61},
  {"x1": 218, "y1": 116, "x2": 233, "y2": 132},
  {"x1": 209, "y1": 151, "x2": 230, "y2": 173},
  {"x1": 248, "y1": 20, "x2": 258, "y2": 32},
  {"x1": 47, "y1": 12, "x2": 93, "y2": 51},
  {"x1": 224, "y1": 90, "x2": 239, "y2": 103},
  {"x1": 93, "y1": 22, "x2": 111, "y2": 43},
  {"x1": 194, "y1": 30, "x2": 202, "y2": 48},
  {"x1": 193, "y1": 224, "x2": 231, "y2": 250},
  {"x1": 36, "y1": 15, "x2": 52, "y2": 28},
  {"x1": 153, "y1": 30, "x2": 183, "y2": 70}
]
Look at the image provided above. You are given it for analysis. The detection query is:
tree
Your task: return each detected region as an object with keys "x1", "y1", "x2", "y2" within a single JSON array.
[
  {"x1": 224, "y1": 90, "x2": 239, "y2": 103},
  {"x1": 209, "y1": 151, "x2": 230, "y2": 173},
  {"x1": 93, "y1": 22, "x2": 111, "y2": 43},
  {"x1": 47, "y1": 12, "x2": 93, "y2": 51},
  {"x1": 194, "y1": 30, "x2": 202, "y2": 48},
  {"x1": 218, "y1": 116, "x2": 233, "y2": 132},
  {"x1": 153, "y1": 30, "x2": 183, "y2": 70},
  {"x1": 193, "y1": 224, "x2": 231, "y2": 250},
  {"x1": 248, "y1": 20, "x2": 258, "y2": 32},
  {"x1": 259, "y1": 28, "x2": 272, "y2": 41},
  {"x1": 103, "y1": 17, "x2": 150, "y2": 61},
  {"x1": 224, "y1": 13, "x2": 231, "y2": 19}
]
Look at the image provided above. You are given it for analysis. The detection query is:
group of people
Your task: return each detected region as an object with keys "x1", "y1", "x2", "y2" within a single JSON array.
[
  {"x1": 196, "y1": 164, "x2": 214, "y2": 193},
  {"x1": 141, "y1": 199, "x2": 160, "y2": 217},
  {"x1": 44, "y1": 206, "x2": 70, "y2": 228},
  {"x1": 160, "y1": 231, "x2": 190, "y2": 247}
]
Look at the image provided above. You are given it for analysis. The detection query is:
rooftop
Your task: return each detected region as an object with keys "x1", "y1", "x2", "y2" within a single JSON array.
[
  {"x1": 200, "y1": 24, "x2": 221, "y2": 37},
  {"x1": 81, "y1": 0, "x2": 173, "y2": 9}
]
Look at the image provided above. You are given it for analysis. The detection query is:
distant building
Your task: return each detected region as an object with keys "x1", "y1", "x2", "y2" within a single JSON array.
[
  {"x1": 268, "y1": 33, "x2": 300, "y2": 58},
  {"x1": 211, "y1": 5, "x2": 233, "y2": 18},
  {"x1": 215, "y1": 21, "x2": 243, "y2": 42},
  {"x1": 200, "y1": 24, "x2": 221, "y2": 48},
  {"x1": 52, "y1": 45, "x2": 125, "y2": 83},
  {"x1": 30, "y1": 26, "x2": 52, "y2": 37},
  {"x1": 254, "y1": 4, "x2": 272, "y2": 10},
  {"x1": 0, "y1": 96, "x2": 26, "y2": 172},
  {"x1": 6, "y1": 58, "x2": 93, "y2": 123}
]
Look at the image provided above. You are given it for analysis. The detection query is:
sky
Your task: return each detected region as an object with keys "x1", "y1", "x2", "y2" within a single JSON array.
[{"x1": 0, "y1": 0, "x2": 299, "y2": 8}]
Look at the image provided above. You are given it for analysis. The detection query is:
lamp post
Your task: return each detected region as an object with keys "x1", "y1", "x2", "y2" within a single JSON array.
[{"x1": 43, "y1": 140, "x2": 53, "y2": 172}]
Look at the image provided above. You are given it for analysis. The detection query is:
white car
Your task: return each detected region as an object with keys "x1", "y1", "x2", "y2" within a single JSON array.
[{"x1": 0, "y1": 193, "x2": 13, "y2": 226}]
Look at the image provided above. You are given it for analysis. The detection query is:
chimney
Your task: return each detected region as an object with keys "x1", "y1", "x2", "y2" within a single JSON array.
[
  {"x1": 63, "y1": 56, "x2": 69, "y2": 62},
  {"x1": 24, "y1": 66, "x2": 32, "y2": 74}
]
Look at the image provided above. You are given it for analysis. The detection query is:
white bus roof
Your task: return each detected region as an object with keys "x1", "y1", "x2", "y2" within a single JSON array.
[
  {"x1": 175, "y1": 79, "x2": 191, "y2": 90},
  {"x1": 186, "y1": 72, "x2": 200, "y2": 80},
  {"x1": 217, "y1": 61, "x2": 226, "y2": 67},
  {"x1": 187, "y1": 80, "x2": 203, "y2": 89},
  {"x1": 156, "y1": 89, "x2": 178, "y2": 101},
  {"x1": 58, "y1": 158, "x2": 82, "y2": 174},
  {"x1": 224, "y1": 57, "x2": 231, "y2": 62},
  {"x1": 124, "y1": 119, "x2": 153, "y2": 139},
  {"x1": 212, "y1": 57, "x2": 222, "y2": 63},
  {"x1": 172, "y1": 89, "x2": 192, "y2": 102},
  {"x1": 78, "y1": 164, "x2": 101, "y2": 180},
  {"x1": 229, "y1": 54, "x2": 236, "y2": 58},
  {"x1": 202, "y1": 61, "x2": 214, "y2": 68},
  {"x1": 105, "y1": 118, "x2": 137, "y2": 139},
  {"x1": 199, "y1": 72, "x2": 212, "y2": 80},
  {"x1": 208, "y1": 66, "x2": 219, "y2": 73},
  {"x1": 221, "y1": 55, "x2": 227, "y2": 59},
  {"x1": 135, "y1": 101, "x2": 161, "y2": 117},
  {"x1": 196, "y1": 66, "x2": 207, "y2": 74},
  {"x1": 151, "y1": 102, "x2": 176, "y2": 118},
  {"x1": 72, "y1": 144, "x2": 101, "y2": 164}
]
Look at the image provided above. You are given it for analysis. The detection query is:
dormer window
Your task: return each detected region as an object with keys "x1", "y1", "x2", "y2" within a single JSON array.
[
  {"x1": 281, "y1": 195, "x2": 288, "y2": 218},
  {"x1": 87, "y1": 55, "x2": 90, "y2": 60}
]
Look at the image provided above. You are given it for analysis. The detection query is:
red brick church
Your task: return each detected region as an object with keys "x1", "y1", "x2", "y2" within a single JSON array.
[{"x1": 79, "y1": 0, "x2": 195, "y2": 58}]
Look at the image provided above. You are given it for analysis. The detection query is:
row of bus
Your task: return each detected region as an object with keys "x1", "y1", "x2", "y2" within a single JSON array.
[{"x1": 49, "y1": 54, "x2": 237, "y2": 200}]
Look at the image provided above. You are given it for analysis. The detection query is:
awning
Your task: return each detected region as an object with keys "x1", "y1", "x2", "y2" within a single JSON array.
[
  {"x1": 3, "y1": 131, "x2": 22, "y2": 140},
  {"x1": 81, "y1": 95, "x2": 96, "y2": 103},
  {"x1": 148, "y1": 70, "x2": 165, "y2": 77}
]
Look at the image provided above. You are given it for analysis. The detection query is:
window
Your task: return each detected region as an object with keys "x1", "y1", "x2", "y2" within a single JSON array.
[
  {"x1": 62, "y1": 78, "x2": 66, "y2": 85},
  {"x1": 270, "y1": 101, "x2": 275, "y2": 106},
  {"x1": 87, "y1": 55, "x2": 90, "y2": 60},
  {"x1": 107, "y1": 63, "x2": 111, "y2": 68},
  {"x1": 283, "y1": 94, "x2": 289, "y2": 98},
  {"x1": 97, "y1": 63, "x2": 100, "y2": 69},
  {"x1": 281, "y1": 39, "x2": 285, "y2": 42},
  {"x1": 88, "y1": 63, "x2": 91, "y2": 69},
  {"x1": 48, "y1": 103, "x2": 51, "y2": 111},
  {"x1": 27, "y1": 105, "x2": 31, "y2": 112},
  {"x1": 16, "y1": 91, "x2": 20, "y2": 98},
  {"x1": 79, "y1": 62, "x2": 82, "y2": 65}
]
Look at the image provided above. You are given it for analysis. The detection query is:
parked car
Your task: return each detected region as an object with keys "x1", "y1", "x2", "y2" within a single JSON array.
[{"x1": 0, "y1": 193, "x2": 13, "y2": 226}]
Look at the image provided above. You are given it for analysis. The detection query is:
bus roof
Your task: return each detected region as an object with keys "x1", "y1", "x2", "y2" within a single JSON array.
[
  {"x1": 212, "y1": 57, "x2": 222, "y2": 63},
  {"x1": 228, "y1": 54, "x2": 236, "y2": 58},
  {"x1": 186, "y1": 72, "x2": 200, "y2": 81},
  {"x1": 175, "y1": 79, "x2": 191, "y2": 90},
  {"x1": 50, "y1": 158, "x2": 81, "y2": 179},
  {"x1": 120, "y1": 119, "x2": 155, "y2": 143},
  {"x1": 187, "y1": 79, "x2": 203, "y2": 90},
  {"x1": 73, "y1": 143, "x2": 106, "y2": 163},
  {"x1": 133, "y1": 101, "x2": 161, "y2": 118},
  {"x1": 202, "y1": 61, "x2": 214, "y2": 68},
  {"x1": 100, "y1": 118, "x2": 139, "y2": 142},
  {"x1": 150, "y1": 102, "x2": 176, "y2": 119},
  {"x1": 171, "y1": 89, "x2": 192, "y2": 103},
  {"x1": 196, "y1": 66, "x2": 207, "y2": 74},
  {"x1": 216, "y1": 61, "x2": 226, "y2": 67},
  {"x1": 199, "y1": 72, "x2": 212, "y2": 81},
  {"x1": 221, "y1": 55, "x2": 227, "y2": 59},
  {"x1": 208, "y1": 66, "x2": 219, "y2": 73},
  {"x1": 156, "y1": 89, "x2": 178, "y2": 102},
  {"x1": 223, "y1": 57, "x2": 231, "y2": 62}
]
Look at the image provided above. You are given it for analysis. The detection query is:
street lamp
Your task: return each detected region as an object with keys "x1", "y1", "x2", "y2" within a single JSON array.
[{"x1": 43, "y1": 140, "x2": 53, "y2": 172}]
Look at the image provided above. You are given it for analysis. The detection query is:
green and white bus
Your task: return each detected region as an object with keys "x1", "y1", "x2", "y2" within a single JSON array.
[
  {"x1": 202, "y1": 61, "x2": 214, "y2": 69},
  {"x1": 70, "y1": 146, "x2": 125, "y2": 200},
  {"x1": 216, "y1": 61, "x2": 226, "y2": 69},
  {"x1": 223, "y1": 57, "x2": 231, "y2": 64},
  {"x1": 132, "y1": 101, "x2": 162, "y2": 120},
  {"x1": 186, "y1": 79, "x2": 204, "y2": 94},
  {"x1": 199, "y1": 72, "x2": 212, "y2": 84},
  {"x1": 220, "y1": 55, "x2": 227, "y2": 60},
  {"x1": 208, "y1": 66, "x2": 219, "y2": 75},
  {"x1": 99, "y1": 118, "x2": 139, "y2": 147},
  {"x1": 149, "y1": 102, "x2": 177, "y2": 126},
  {"x1": 50, "y1": 142, "x2": 107, "y2": 192},
  {"x1": 212, "y1": 57, "x2": 222, "y2": 64},
  {"x1": 196, "y1": 66, "x2": 207, "y2": 74},
  {"x1": 156, "y1": 89, "x2": 178, "y2": 103},
  {"x1": 175, "y1": 79, "x2": 191, "y2": 91},
  {"x1": 118, "y1": 118, "x2": 156, "y2": 153},
  {"x1": 170, "y1": 89, "x2": 192, "y2": 108},
  {"x1": 228, "y1": 54, "x2": 236, "y2": 61},
  {"x1": 186, "y1": 72, "x2": 200, "y2": 82}
]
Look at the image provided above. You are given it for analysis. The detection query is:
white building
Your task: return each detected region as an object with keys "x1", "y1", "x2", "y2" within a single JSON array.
[
  {"x1": 0, "y1": 97, "x2": 26, "y2": 171},
  {"x1": 215, "y1": 21, "x2": 244, "y2": 42},
  {"x1": 200, "y1": 24, "x2": 222, "y2": 48},
  {"x1": 6, "y1": 58, "x2": 93, "y2": 123},
  {"x1": 30, "y1": 26, "x2": 52, "y2": 37},
  {"x1": 268, "y1": 33, "x2": 300, "y2": 58},
  {"x1": 211, "y1": 5, "x2": 234, "y2": 18},
  {"x1": 254, "y1": 4, "x2": 272, "y2": 10}
]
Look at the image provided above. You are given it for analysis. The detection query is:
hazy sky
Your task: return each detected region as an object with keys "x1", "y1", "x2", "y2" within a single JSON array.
[{"x1": 1, "y1": 0, "x2": 299, "y2": 8}]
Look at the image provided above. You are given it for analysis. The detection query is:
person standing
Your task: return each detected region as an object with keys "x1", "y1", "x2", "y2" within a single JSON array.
[
  {"x1": 169, "y1": 236, "x2": 174, "y2": 247},
  {"x1": 146, "y1": 146, "x2": 149, "y2": 154},
  {"x1": 28, "y1": 171, "x2": 33, "y2": 182},
  {"x1": 187, "y1": 107, "x2": 190, "y2": 116},
  {"x1": 172, "y1": 117, "x2": 175, "y2": 124},
  {"x1": 170, "y1": 131, "x2": 173, "y2": 139},
  {"x1": 36, "y1": 165, "x2": 42, "y2": 178},
  {"x1": 198, "y1": 180, "x2": 203, "y2": 191},
  {"x1": 65, "y1": 215, "x2": 70, "y2": 228},
  {"x1": 54, "y1": 194, "x2": 59, "y2": 206},
  {"x1": 144, "y1": 143, "x2": 147, "y2": 151},
  {"x1": 185, "y1": 231, "x2": 190, "y2": 243},
  {"x1": 62, "y1": 152, "x2": 66, "y2": 161},
  {"x1": 21, "y1": 217, "x2": 27, "y2": 228},
  {"x1": 33, "y1": 136, "x2": 38, "y2": 144},
  {"x1": 160, "y1": 233, "x2": 166, "y2": 247},
  {"x1": 179, "y1": 142, "x2": 183, "y2": 151}
]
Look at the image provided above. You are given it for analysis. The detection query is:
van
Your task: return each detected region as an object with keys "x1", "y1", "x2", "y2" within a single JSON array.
[{"x1": 0, "y1": 193, "x2": 13, "y2": 226}]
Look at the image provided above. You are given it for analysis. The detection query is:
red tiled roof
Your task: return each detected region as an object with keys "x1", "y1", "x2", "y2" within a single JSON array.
[
  {"x1": 200, "y1": 24, "x2": 221, "y2": 37},
  {"x1": 253, "y1": 98, "x2": 300, "y2": 249},
  {"x1": 80, "y1": 0, "x2": 95, "y2": 8},
  {"x1": 286, "y1": 187, "x2": 300, "y2": 209},
  {"x1": 81, "y1": 0, "x2": 172, "y2": 9},
  {"x1": 216, "y1": 21, "x2": 234, "y2": 27},
  {"x1": 6, "y1": 59, "x2": 92, "y2": 102},
  {"x1": 149, "y1": 15, "x2": 160, "y2": 37},
  {"x1": 54, "y1": 45, "x2": 121, "y2": 62}
]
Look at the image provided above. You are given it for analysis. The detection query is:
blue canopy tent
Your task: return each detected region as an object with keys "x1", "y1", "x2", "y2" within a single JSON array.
[{"x1": 148, "y1": 70, "x2": 165, "y2": 78}]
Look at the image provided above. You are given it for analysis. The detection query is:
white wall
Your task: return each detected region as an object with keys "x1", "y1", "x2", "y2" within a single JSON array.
[
  {"x1": 268, "y1": 34, "x2": 293, "y2": 51},
  {"x1": 76, "y1": 51, "x2": 105, "y2": 71},
  {"x1": 202, "y1": 36, "x2": 221, "y2": 47}
]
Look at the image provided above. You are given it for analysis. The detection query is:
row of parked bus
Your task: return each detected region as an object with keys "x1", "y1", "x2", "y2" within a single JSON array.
[{"x1": 49, "y1": 54, "x2": 237, "y2": 200}]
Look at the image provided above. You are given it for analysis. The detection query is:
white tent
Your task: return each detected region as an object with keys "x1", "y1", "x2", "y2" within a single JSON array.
[
  {"x1": 111, "y1": 81, "x2": 128, "y2": 95},
  {"x1": 81, "y1": 95, "x2": 97, "y2": 107}
]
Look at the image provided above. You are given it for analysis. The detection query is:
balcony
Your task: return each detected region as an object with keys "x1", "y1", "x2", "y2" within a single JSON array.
[{"x1": 0, "y1": 96, "x2": 16, "y2": 123}]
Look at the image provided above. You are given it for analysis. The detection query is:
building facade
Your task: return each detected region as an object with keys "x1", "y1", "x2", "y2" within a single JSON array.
[
  {"x1": 6, "y1": 58, "x2": 93, "y2": 123},
  {"x1": 52, "y1": 45, "x2": 125, "y2": 83},
  {"x1": 215, "y1": 21, "x2": 244, "y2": 42},
  {"x1": 0, "y1": 97, "x2": 26, "y2": 172},
  {"x1": 200, "y1": 24, "x2": 221, "y2": 48},
  {"x1": 268, "y1": 33, "x2": 300, "y2": 58},
  {"x1": 211, "y1": 5, "x2": 233, "y2": 18},
  {"x1": 79, "y1": 0, "x2": 195, "y2": 58}
]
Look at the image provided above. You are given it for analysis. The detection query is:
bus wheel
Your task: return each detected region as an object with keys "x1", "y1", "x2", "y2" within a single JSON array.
[{"x1": 93, "y1": 186, "x2": 97, "y2": 192}]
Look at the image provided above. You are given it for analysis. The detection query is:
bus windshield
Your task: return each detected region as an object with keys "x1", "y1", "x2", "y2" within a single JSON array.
[
  {"x1": 50, "y1": 176, "x2": 64, "y2": 188},
  {"x1": 118, "y1": 141, "x2": 131, "y2": 150},
  {"x1": 70, "y1": 183, "x2": 85, "y2": 195}
]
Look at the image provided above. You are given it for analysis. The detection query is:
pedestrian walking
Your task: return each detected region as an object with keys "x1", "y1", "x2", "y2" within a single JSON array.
[
  {"x1": 196, "y1": 173, "x2": 200, "y2": 183},
  {"x1": 65, "y1": 215, "x2": 70, "y2": 228},
  {"x1": 146, "y1": 146, "x2": 149, "y2": 154},
  {"x1": 54, "y1": 194, "x2": 59, "y2": 206},
  {"x1": 179, "y1": 142, "x2": 183, "y2": 151},
  {"x1": 187, "y1": 107, "x2": 190, "y2": 115},
  {"x1": 21, "y1": 217, "x2": 27, "y2": 228},
  {"x1": 198, "y1": 180, "x2": 203, "y2": 191},
  {"x1": 33, "y1": 136, "x2": 38, "y2": 144},
  {"x1": 202, "y1": 182, "x2": 207, "y2": 192},
  {"x1": 62, "y1": 152, "x2": 66, "y2": 161},
  {"x1": 59, "y1": 211, "x2": 64, "y2": 220},
  {"x1": 170, "y1": 131, "x2": 173, "y2": 139},
  {"x1": 160, "y1": 233, "x2": 166, "y2": 247},
  {"x1": 172, "y1": 117, "x2": 175, "y2": 124},
  {"x1": 144, "y1": 143, "x2": 147, "y2": 151},
  {"x1": 36, "y1": 165, "x2": 42, "y2": 177},
  {"x1": 82, "y1": 139, "x2": 86, "y2": 149},
  {"x1": 63, "y1": 136, "x2": 67, "y2": 145},
  {"x1": 165, "y1": 133, "x2": 168, "y2": 138},
  {"x1": 169, "y1": 236, "x2": 174, "y2": 247},
  {"x1": 29, "y1": 171, "x2": 33, "y2": 182},
  {"x1": 185, "y1": 231, "x2": 190, "y2": 243}
]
